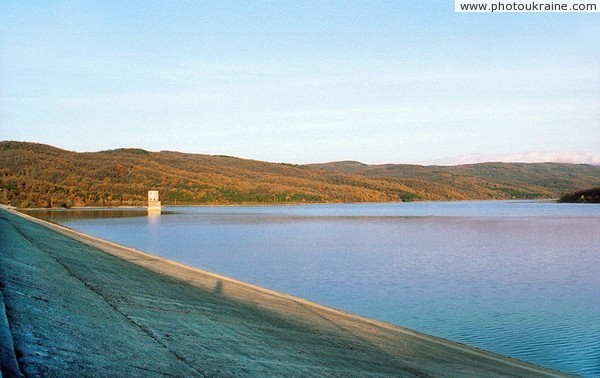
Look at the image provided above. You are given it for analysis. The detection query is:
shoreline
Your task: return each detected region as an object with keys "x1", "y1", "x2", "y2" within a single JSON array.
[
  {"x1": 15, "y1": 197, "x2": 562, "y2": 212},
  {"x1": 0, "y1": 205, "x2": 570, "y2": 376}
]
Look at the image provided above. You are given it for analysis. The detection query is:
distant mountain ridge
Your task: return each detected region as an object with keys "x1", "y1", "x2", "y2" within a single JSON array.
[
  {"x1": 1, "y1": 141, "x2": 598, "y2": 208},
  {"x1": 422, "y1": 151, "x2": 600, "y2": 166}
]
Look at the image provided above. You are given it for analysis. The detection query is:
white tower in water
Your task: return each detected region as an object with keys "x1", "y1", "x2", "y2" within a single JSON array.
[{"x1": 148, "y1": 190, "x2": 161, "y2": 214}]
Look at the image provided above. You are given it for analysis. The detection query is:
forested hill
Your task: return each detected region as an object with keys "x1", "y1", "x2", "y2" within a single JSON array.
[
  {"x1": 1, "y1": 141, "x2": 598, "y2": 208},
  {"x1": 308, "y1": 161, "x2": 600, "y2": 201}
]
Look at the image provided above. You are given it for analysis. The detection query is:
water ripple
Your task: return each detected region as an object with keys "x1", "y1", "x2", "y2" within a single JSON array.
[{"x1": 55, "y1": 202, "x2": 600, "y2": 376}]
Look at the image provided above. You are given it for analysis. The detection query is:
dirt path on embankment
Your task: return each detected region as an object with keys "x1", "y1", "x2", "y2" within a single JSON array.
[{"x1": 0, "y1": 207, "x2": 570, "y2": 377}]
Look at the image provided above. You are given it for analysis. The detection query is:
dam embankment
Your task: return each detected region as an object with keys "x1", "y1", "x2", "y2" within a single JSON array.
[{"x1": 0, "y1": 206, "x2": 569, "y2": 377}]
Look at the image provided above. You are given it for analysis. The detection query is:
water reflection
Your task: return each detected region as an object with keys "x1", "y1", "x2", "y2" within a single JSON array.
[
  {"x1": 148, "y1": 207, "x2": 162, "y2": 216},
  {"x1": 147, "y1": 213, "x2": 161, "y2": 224},
  {"x1": 23, "y1": 208, "x2": 171, "y2": 222}
]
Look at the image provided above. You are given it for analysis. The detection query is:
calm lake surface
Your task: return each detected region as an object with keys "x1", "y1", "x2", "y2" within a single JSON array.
[{"x1": 32, "y1": 201, "x2": 600, "y2": 376}]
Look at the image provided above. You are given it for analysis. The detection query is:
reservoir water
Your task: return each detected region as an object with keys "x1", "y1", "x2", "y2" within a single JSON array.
[{"x1": 32, "y1": 201, "x2": 599, "y2": 376}]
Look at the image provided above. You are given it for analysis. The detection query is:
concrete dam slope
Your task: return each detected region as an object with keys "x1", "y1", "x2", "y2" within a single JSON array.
[{"x1": 0, "y1": 207, "x2": 570, "y2": 377}]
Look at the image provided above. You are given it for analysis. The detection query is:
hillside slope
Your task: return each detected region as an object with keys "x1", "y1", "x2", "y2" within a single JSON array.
[
  {"x1": 309, "y1": 161, "x2": 600, "y2": 201},
  {"x1": 1, "y1": 141, "x2": 598, "y2": 208}
]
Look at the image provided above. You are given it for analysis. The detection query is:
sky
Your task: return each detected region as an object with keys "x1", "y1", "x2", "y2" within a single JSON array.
[{"x1": 1, "y1": 1, "x2": 598, "y2": 164}]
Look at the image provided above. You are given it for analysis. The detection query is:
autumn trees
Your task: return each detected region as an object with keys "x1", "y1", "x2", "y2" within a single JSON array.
[{"x1": 1, "y1": 141, "x2": 598, "y2": 208}]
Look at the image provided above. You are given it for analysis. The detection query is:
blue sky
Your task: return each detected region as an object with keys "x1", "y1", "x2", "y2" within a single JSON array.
[{"x1": 1, "y1": 1, "x2": 598, "y2": 164}]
